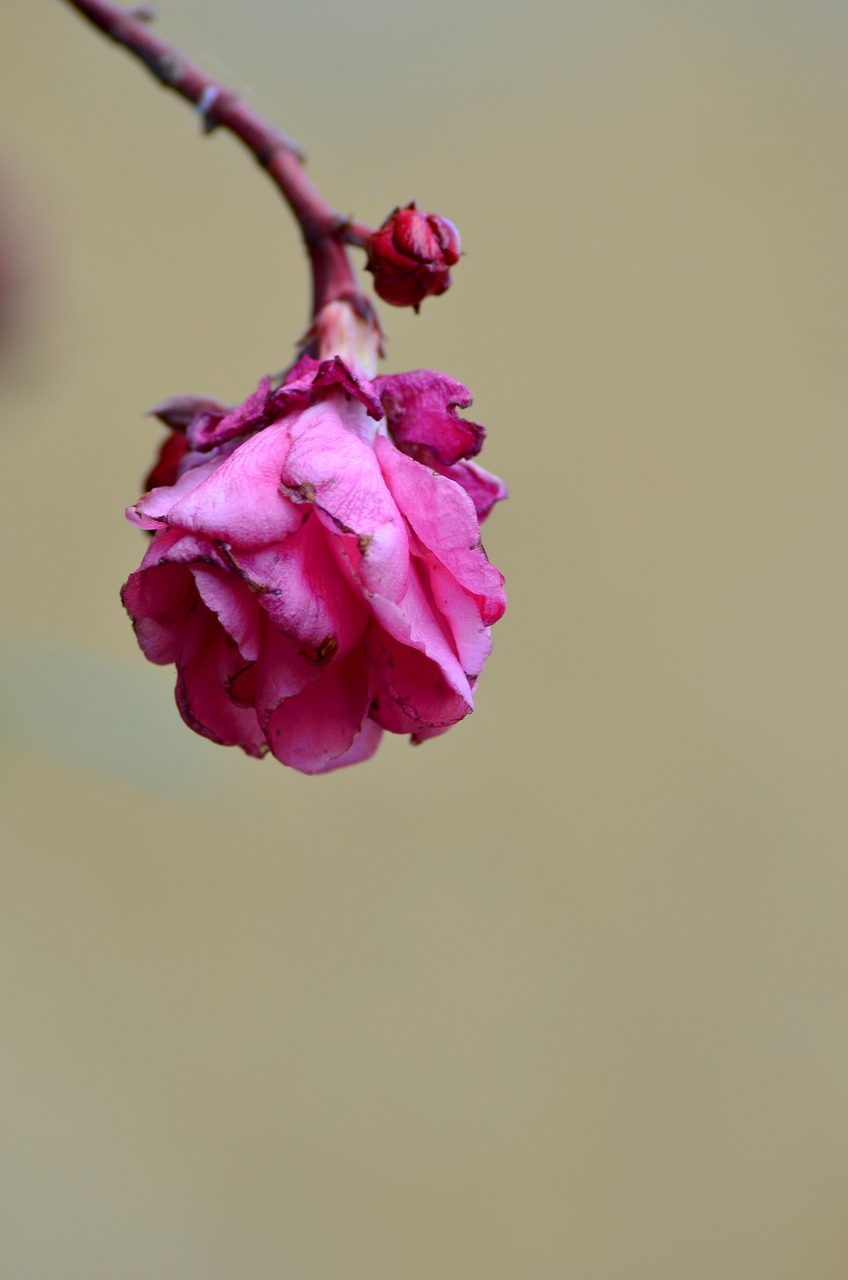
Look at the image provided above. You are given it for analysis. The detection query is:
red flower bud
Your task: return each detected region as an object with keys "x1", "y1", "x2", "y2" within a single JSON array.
[{"x1": 365, "y1": 203, "x2": 461, "y2": 309}]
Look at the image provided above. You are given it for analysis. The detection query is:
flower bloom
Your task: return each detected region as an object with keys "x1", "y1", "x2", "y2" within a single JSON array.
[{"x1": 122, "y1": 355, "x2": 506, "y2": 773}]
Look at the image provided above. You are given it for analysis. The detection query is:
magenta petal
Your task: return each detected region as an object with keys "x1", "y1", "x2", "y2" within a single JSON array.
[
  {"x1": 121, "y1": 562, "x2": 195, "y2": 664},
  {"x1": 143, "y1": 528, "x2": 227, "y2": 570},
  {"x1": 369, "y1": 692, "x2": 451, "y2": 741},
  {"x1": 375, "y1": 370, "x2": 484, "y2": 465},
  {"x1": 187, "y1": 376, "x2": 272, "y2": 451},
  {"x1": 311, "y1": 357, "x2": 383, "y2": 419},
  {"x1": 228, "y1": 513, "x2": 367, "y2": 658},
  {"x1": 253, "y1": 616, "x2": 320, "y2": 724},
  {"x1": 176, "y1": 603, "x2": 266, "y2": 757},
  {"x1": 421, "y1": 553, "x2": 493, "y2": 679},
  {"x1": 367, "y1": 622, "x2": 472, "y2": 729},
  {"x1": 432, "y1": 458, "x2": 508, "y2": 523},
  {"x1": 265, "y1": 647, "x2": 371, "y2": 774},
  {"x1": 309, "y1": 716, "x2": 383, "y2": 773},
  {"x1": 265, "y1": 355, "x2": 384, "y2": 422},
  {"x1": 167, "y1": 423, "x2": 303, "y2": 547},
  {"x1": 281, "y1": 403, "x2": 410, "y2": 602},
  {"x1": 129, "y1": 457, "x2": 221, "y2": 530},
  {"x1": 367, "y1": 555, "x2": 473, "y2": 710},
  {"x1": 376, "y1": 436, "x2": 506, "y2": 626},
  {"x1": 192, "y1": 566, "x2": 261, "y2": 661}
]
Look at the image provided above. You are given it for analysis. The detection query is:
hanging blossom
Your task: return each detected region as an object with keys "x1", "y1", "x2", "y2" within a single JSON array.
[{"x1": 64, "y1": 0, "x2": 507, "y2": 773}]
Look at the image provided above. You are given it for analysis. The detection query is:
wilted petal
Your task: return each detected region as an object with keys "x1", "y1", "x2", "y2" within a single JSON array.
[
  {"x1": 376, "y1": 436, "x2": 506, "y2": 625},
  {"x1": 367, "y1": 557, "x2": 474, "y2": 713},
  {"x1": 129, "y1": 456, "x2": 221, "y2": 529},
  {"x1": 176, "y1": 602, "x2": 266, "y2": 757},
  {"x1": 432, "y1": 458, "x2": 508, "y2": 523},
  {"x1": 121, "y1": 561, "x2": 195, "y2": 665},
  {"x1": 311, "y1": 356, "x2": 383, "y2": 419},
  {"x1": 192, "y1": 566, "x2": 261, "y2": 661},
  {"x1": 167, "y1": 422, "x2": 303, "y2": 546},
  {"x1": 227, "y1": 512, "x2": 367, "y2": 658},
  {"x1": 375, "y1": 370, "x2": 483, "y2": 464},
  {"x1": 367, "y1": 621, "x2": 471, "y2": 730},
  {"x1": 310, "y1": 716, "x2": 383, "y2": 773},
  {"x1": 187, "y1": 376, "x2": 272, "y2": 451},
  {"x1": 281, "y1": 402, "x2": 410, "y2": 602},
  {"x1": 253, "y1": 615, "x2": 320, "y2": 724},
  {"x1": 265, "y1": 646, "x2": 371, "y2": 773},
  {"x1": 420, "y1": 551, "x2": 493, "y2": 679}
]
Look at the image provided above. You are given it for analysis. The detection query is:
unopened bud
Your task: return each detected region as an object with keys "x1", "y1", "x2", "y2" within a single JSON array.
[{"x1": 365, "y1": 203, "x2": 460, "y2": 309}]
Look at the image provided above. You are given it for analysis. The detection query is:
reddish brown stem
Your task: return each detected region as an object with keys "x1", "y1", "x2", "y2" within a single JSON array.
[{"x1": 60, "y1": 0, "x2": 374, "y2": 318}]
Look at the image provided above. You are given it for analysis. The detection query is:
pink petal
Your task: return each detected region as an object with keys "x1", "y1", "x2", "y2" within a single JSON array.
[
  {"x1": 264, "y1": 646, "x2": 371, "y2": 774},
  {"x1": 369, "y1": 692, "x2": 452, "y2": 741},
  {"x1": 280, "y1": 403, "x2": 410, "y2": 602},
  {"x1": 141, "y1": 527, "x2": 227, "y2": 571},
  {"x1": 121, "y1": 561, "x2": 195, "y2": 665},
  {"x1": 253, "y1": 615, "x2": 320, "y2": 725},
  {"x1": 166, "y1": 422, "x2": 303, "y2": 547},
  {"x1": 309, "y1": 716, "x2": 383, "y2": 774},
  {"x1": 376, "y1": 436, "x2": 506, "y2": 625},
  {"x1": 367, "y1": 552, "x2": 474, "y2": 709},
  {"x1": 366, "y1": 622, "x2": 472, "y2": 730},
  {"x1": 128, "y1": 456, "x2": 221, "y2": 530},
  {"x1": 175, "y1": 602, "x2": 266, "y2": 757},
  {"x1": 420, "y1": 551, "x2": 493, "y2": 679},
  {"x1": 192, "y1": 566, "x2": 261, "y2": 661},
  {"x1": 227, "y1": 512, "x2": 368, "y2": 658},
  {"x1": 431, "y1": 458, "x2": 508, "y2": 523}
]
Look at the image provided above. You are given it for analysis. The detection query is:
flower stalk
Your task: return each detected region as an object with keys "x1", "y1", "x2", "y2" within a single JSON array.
[{"x1": 60, "y1": 0, "x2": 366, "y2": 322}]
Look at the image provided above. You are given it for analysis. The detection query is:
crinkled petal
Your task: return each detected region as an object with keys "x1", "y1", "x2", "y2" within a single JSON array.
[
  {"x1": 310, "y1": 716, "x2": 383, "y2": 773},
  {"x1": 265, "y1": 646, "x2": 371, "y2": 774},
  {"x1": 143, "y1": 528, "x2": 227, "y2": 570},
  {"x1": 376, "y1": 436, "x2": 506, "y2": 625},
  {"x1": 192, "y1": 566, "x2": 261, "y2": 661},
  {"x1": 375, "y1": 370, "x2": 484, "y2": 465},
  {"x1": 281, "y1": 402, "x2": 410, "y2": 602},
  {"x1": 227, "y1": 512, "x2": 368, "y2": 658},
  {"x1": 369, "y1": 692, "x2": 452, "y2": 741},
  {"x1": 311, "y1": 356, "x2": 383, "y2": 418},
  {"x1": 366, "y1": 621, "x2": 472, "y2": 730},
  {"x1": 129, "y1": 457, "x2": 221, "y2": 530},
  {"x1": 253, "y1": 616, "x2": 320, "y2": 724},
  {"x1": 420, "y1": 551, "x2": 493, "y2": 679},
  {"x1": 166, "y1": 422, "x2": 302, "y2": 547},
  {"x1": 366, "y1": 557, "x2": 474, "y2": 712},
  {"x1": 432, "y1": 458, "x2": 508, "y2": 523},
  {"x1": 187, "y1": 376, "x2": 272, "y2": 451},
  {"x1": 176, "y1": 602, "x2": 265, "y2": 757},
  {"x1": 268, "y1": 355, "x2": 384, "y2": 421},
  {"x1": 121, "y1": 561, "x2": 195, "y2": 665}
]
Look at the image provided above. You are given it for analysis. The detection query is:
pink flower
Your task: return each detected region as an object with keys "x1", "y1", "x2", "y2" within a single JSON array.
[{"x1": 122, "y1": 355, "x2": 506, "y2": 774}]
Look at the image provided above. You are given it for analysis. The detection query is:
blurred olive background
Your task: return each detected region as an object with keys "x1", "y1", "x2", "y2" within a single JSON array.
[{"x1": 2, "y1": 2, "x2": 848, "y2": 1277}]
